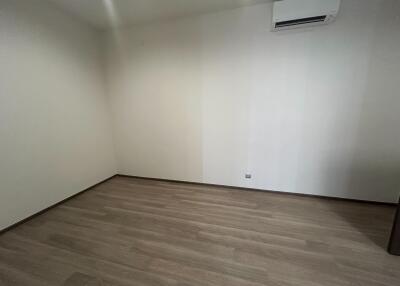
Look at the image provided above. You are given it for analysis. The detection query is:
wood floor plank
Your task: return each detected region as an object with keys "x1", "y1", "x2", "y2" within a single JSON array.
[{"x1": 0, "y1": 176, "x2": 398, "y2": 286}]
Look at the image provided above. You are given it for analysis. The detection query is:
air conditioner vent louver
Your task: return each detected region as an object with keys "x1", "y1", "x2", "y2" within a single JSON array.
[{"x1": 275, "y1": 15, "x2": 327, "y2": 29}]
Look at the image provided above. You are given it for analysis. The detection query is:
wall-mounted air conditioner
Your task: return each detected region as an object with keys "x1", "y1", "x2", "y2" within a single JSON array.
[{"x1": 272, "y1": 0, "x2": 341, "y2": 31}]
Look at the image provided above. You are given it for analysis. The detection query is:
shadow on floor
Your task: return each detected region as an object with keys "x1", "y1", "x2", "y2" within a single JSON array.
[
  {"x1": 329, "y1": 200, "x2": 396, "y2": 251},
  {"x1": 322, "y1": 163, "x2": 399, "y2": 251}
]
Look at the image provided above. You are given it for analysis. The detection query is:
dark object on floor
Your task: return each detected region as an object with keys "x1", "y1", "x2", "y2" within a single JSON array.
[{"x1": 388, "y1": 196, "x2": 400, "y2": 255}]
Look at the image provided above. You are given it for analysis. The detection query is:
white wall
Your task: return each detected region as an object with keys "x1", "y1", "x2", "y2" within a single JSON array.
[
  {"x1": 106, "y1": 0, "x2": 400, "y2": 203},
  {"x1": 0, "y1": 0, "x2": 117, "y2": 230}
]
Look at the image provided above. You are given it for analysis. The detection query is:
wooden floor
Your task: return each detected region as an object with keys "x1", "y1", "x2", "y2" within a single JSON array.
[{"x1": 0, "y1": 176, "x2": 399, "y2": 286}]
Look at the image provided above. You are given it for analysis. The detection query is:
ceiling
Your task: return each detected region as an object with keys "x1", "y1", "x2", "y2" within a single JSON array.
[{"x1": 48, "y1": 0, "x2": 273, "y2": 30}]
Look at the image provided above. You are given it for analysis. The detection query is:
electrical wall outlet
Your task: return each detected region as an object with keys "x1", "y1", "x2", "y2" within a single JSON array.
[{"x1": 245, "y1": 174, "x2": 252, "y2": 179}]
